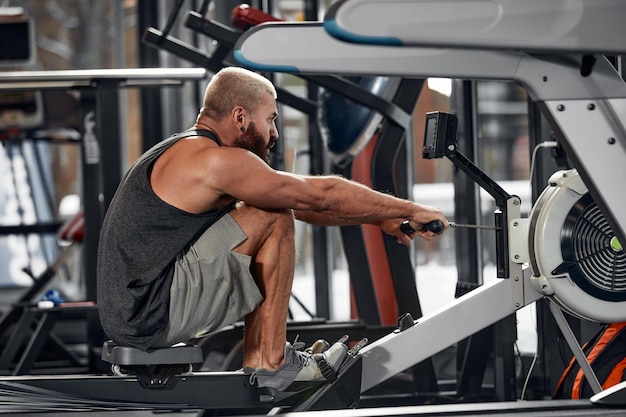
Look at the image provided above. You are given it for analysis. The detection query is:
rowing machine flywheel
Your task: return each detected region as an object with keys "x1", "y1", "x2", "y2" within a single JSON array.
[{"x1": 528, "y1": 169, "x2": 626, "y2": 323}]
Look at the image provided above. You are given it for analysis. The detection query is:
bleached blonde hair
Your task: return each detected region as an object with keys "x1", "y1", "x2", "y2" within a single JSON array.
[{"x1": 198, "y1": 67, "x2": 277, "y2": 122}]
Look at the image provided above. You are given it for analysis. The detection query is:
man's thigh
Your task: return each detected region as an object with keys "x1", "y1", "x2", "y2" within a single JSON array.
[{"x1": 155, "y1": 214, "x2": 263, "y2": 347}]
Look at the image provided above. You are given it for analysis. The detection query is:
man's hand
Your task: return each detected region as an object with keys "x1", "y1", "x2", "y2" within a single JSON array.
[{"x1": 380, "y1": 216, "x2": 446, "y2": 246}]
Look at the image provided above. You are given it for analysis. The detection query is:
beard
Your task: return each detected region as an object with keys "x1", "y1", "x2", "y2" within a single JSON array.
[{"x1": 233, "y1": 121, "x2": 273, "y2": 165}]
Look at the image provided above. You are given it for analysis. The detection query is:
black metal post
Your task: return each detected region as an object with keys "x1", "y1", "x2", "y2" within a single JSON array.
[{"x1": 138, "y1": 0, "x2": 164, "y2": 151}]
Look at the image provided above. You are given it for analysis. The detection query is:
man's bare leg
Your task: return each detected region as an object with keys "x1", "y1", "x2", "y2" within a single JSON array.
[{"x1": 230, "y1": 203, "x2": 296, "y2": 371}]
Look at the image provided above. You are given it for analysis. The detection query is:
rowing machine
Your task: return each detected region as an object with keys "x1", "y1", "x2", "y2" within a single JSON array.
[
  {"x1": 233, "y1": 12, "x2": 626, "y2": 404},
  {"x1": 0, "y1": 335, "x2": 366, "y2": 413}
]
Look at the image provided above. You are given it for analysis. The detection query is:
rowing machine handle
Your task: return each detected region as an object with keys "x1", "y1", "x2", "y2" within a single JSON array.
[{"x1": 400, "y1": 220, "x2": 443, "y2": 234}]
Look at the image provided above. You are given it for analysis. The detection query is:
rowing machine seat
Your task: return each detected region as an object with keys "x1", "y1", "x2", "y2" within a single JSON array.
[
  {"x1": 101, "y1": 340, "x2": 203, "y2": 366},
  {"x1": 101, "y1": 341, "x2": 203, "y2": 388}
]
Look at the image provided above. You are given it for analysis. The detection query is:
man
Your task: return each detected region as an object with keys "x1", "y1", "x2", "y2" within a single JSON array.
[{"x1": 97, "y1": 67, "x2": 447, "y2": 391}]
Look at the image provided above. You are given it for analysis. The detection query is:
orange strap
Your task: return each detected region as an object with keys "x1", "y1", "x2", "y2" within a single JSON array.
[
  {"x1": 554, "y1": 353, "x2": 580, "y2": 397},
  {"x1": 603, "y1": 355, "x2": 626, "y2": 389},
  {"x1": 572, "y1": 322, "x2": 626, "y2": 399}
]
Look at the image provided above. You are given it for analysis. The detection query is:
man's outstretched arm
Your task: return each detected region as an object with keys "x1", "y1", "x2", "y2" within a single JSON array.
[
  {"x1": 208, "y1": 147, "x2": 447, "y2": 241},
  {"x1": 294, "y1": 208, "x2": 444, "y2": 245}
]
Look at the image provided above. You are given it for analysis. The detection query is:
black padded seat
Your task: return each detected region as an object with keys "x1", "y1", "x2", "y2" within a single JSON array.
[{"x1": 101, "y1": 340, "x2": 203, "y2": 366}]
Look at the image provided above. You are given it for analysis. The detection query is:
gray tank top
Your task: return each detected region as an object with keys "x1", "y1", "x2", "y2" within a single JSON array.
[{"x1": 97, "y1": 129, "x2": 235, "y2": 349}]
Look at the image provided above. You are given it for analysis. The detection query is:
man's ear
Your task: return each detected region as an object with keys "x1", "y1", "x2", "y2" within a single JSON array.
[{"x1": 232, "y1": 106, "x2": 246, "y2": 128}]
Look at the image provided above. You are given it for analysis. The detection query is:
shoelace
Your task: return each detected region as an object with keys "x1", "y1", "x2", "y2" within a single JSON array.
[
  {"x1": 279, "y1": 339, "x2": 311, "y2": 369},
  {"x1": 293, "y1": 346, "x2": 312, "y2": 368}
]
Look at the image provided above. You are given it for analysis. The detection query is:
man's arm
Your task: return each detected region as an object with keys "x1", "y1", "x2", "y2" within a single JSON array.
[
  {"x1": 209, "y1": 147, "x2": 447, "y2": 241},
  {"x1": 293, "y1": 210, "x2": 440, "y2": 245}
]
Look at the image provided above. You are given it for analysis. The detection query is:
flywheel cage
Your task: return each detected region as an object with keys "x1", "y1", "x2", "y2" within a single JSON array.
[{"x1": 559, "y1": 193, "x2": 626, "y2": 302}]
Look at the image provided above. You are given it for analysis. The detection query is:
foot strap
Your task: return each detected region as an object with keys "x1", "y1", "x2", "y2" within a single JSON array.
[{"x1": 313, "y1": 353, "x2": 338, "y2": 382}]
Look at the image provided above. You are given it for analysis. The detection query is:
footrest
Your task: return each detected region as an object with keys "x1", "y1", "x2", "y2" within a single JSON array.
[{"x1": 101, "y1": 341, "x2": 203, "y2": 366}]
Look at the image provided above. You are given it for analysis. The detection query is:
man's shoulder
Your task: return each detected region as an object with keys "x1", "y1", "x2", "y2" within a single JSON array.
[{"x1": 200, "y1": 145, "x2": 259, "y2": 165}]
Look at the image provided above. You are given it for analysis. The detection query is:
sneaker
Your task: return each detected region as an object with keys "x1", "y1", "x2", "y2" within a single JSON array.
[
  {"x1": 250, "y1": 337, "x2": 348, "y2": 391},
  {"x1": 242, "y1": 338, "x2": 329, "y2": 375}
]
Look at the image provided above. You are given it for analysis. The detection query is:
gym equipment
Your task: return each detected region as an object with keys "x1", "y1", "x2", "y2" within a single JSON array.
[
  {"x1": 0, "y1": 212, "x2": 92, "y2": 375},
  {"x1": 401, "y1": 220, "x2": 500, "y2": 233},
  {"x1": 323, "y1": 0, "x2": 626, "y2": 54},
  {"x1": 232, "y1": 2, "x2": 626, "y2": 408},
  {"x1": 0, "y1": 336, "x2": 365, "y2": 413},
  {"x1": 440, "y1": 222, "x2": 499, "y2": 231}
]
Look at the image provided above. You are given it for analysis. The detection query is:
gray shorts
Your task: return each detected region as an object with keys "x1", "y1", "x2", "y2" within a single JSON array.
[{"x1": 154, "y1": 213, "x2": 263, "y2": 347}]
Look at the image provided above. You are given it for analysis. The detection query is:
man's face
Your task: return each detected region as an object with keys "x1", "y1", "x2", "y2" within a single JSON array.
[
  {"x1": 234, "y1": 94, "x2": 278, "y2": 165},
  {"x1": 234, "y1": 121, "x2": 274, "y2": 164}
]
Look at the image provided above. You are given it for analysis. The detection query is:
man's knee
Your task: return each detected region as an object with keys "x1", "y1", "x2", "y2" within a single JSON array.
[
  {"x1": 231, "y1": 204, "x2": 295, "y2": 240},
  {"x1": 263, "y1": 208, "x2": 295, "y2": 241},
  {"x1": 270, "y1": 208, "x2": 295, "y2": 235}
]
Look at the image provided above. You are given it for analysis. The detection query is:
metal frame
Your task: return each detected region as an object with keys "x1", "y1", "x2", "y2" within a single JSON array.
[
  {"x1": 324, "y1": 0, "x2": 626, "y2": 55},
  {"x1": 360, "y1": 272, "x2": 541, "y2": 391},
  {"x1": 0, "y1": 349, "x2": 364, "y2": 412}
]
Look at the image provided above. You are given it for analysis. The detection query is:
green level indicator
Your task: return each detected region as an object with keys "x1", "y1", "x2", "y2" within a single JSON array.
[{"x1": 610, "y1": 236, "x2": 622, "y2": 252}]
